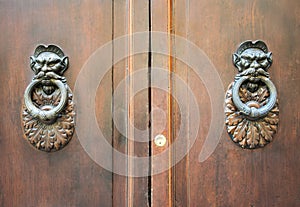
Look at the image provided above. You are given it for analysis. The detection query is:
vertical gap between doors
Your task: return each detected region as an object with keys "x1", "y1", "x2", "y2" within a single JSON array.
[{"x1": 148, "y1": 0, "x2": 152, "y2": 206}]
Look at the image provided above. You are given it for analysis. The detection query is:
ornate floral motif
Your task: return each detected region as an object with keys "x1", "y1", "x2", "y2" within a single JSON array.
[
  {"x1": 22, "y1": 87, "x2": 75, "y2": 152},
  {"x1": 225, "y1": 83, "x2": 279, "y2": 148}
]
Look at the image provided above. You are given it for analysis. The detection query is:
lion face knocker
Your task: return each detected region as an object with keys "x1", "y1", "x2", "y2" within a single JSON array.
[
  {"x1": 22, "y1": 45, "x2": 75, "y2": 152},
  {"x1": 225, "y1": 40, "x2": 279, "y2": 149}
]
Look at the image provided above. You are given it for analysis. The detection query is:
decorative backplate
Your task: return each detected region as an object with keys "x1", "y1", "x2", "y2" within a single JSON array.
[
  {"x1": 22, "y1": 45, "x2": 75, "y2": 152},
  {"x1": 225, "y1": 40, "x2": 279, "y2": 149}
]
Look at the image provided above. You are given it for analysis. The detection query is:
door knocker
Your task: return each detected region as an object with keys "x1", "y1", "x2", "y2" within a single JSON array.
[
  {"x1": 225, "y1": 40, "x2": 279, "y2": 149},
  {"x1": 22, "y1": 45, "x2": 75, "y2": 152}
]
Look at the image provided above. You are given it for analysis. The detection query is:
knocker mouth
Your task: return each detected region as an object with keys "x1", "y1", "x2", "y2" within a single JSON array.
[
  {"x1": 245, "y1": 68, "x2": 269, "y2": 86},
  {"x1": 41, "y1": 79, "x2": 53, "y2": 85},
  {"x1": 37, "y1": 72, "x2": 65, "y2": 95},
  {"x1": 248, "y1": 76, "x2": 260, "y2": 83},
  {"x1": 41, "y1": 78, "x2": 57, "y2": 95}
]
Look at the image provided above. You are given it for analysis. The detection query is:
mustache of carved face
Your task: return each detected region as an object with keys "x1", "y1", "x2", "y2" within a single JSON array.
[
  {"x1": 35, "y1": 71, "x2": 65, "y2": 85},
  {"x1": 245, "y1": 67, "x2": 268, "y2": 76},
  {"x1": 239, "y1": 67, "x2": 269, "y2": 83},
  {"x1": 250, "y1": 68, "x2": 269, "y2": 82},
  {"x1": 252, "y1": 68, "x2": 268, "y2": 76}
]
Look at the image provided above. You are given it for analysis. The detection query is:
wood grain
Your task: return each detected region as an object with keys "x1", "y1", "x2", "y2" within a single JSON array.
[
  {"x1": 172, "y1": 0, "x2": 300, "y2": 206},
  {"x1": 0, "y1": 0, "x2": 113, "y2": 206},
  {"x1": 150, "y1": 0, "x2": 174, "y2": 206}
]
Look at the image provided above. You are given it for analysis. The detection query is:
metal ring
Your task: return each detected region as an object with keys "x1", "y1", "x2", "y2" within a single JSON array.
[
  {"x1": 232, "y1": 75, "x2": 277, "y2": 118},
  {"x1": 24, "y1": 79, "x2": 68, "y2": 122}
]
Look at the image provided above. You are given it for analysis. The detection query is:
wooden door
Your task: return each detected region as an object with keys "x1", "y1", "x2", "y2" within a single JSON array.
[
  {"x1": 152, "y1": 0, "x2": 300, "y2": 206},
  {"x1": 0, "y1": 0, "x2": 299, "y2": 207}
]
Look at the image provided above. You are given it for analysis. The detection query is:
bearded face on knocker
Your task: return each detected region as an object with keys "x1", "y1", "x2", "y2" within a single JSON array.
[
  {"x1": 30, "y1": 45, "x2": 69, "y2": 95},
  {"x1": 232, "y1": 41, "x2": 273, "y2": 93}
]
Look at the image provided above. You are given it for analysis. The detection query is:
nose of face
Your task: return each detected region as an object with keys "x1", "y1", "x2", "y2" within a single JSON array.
[
  {"x1": 250, "y1": 60, "x2": 260, "y2": 68},
  {"x1": 41, "y1": 64, "x2": 50, "y2": 72}
]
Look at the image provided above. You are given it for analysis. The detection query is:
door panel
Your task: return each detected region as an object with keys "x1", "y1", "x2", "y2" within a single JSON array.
[
  {"x1": 0, "y1": 1, "x2": 114, "y2": 206},
  {"x1": 170, "y1": 0, "x2": 300, "y2": 206}
]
